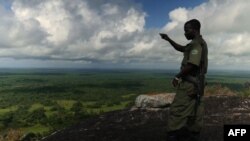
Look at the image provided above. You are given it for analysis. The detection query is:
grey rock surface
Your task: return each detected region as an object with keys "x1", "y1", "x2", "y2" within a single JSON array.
[
  {"x1": 135, "y1": 93, "x2": 175, "y2": 108},
  {"x1": 42, "y1": 96, "x2": 250, "y2": 141}
]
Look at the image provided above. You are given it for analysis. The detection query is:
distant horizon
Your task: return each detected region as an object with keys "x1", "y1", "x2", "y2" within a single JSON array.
[{"x1": 0, "y1": 67, "x2": 250, "y2": 73}]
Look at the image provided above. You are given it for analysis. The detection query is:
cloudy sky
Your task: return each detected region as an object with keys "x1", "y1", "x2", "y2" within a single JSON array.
[{"x1": 0, "y1": 0, "x2": 250, "y2": 70}]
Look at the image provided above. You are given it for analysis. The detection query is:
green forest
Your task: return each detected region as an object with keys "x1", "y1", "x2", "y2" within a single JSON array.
[{"x1": 0, "y1": 69, "x2": 249, "y2": 140}]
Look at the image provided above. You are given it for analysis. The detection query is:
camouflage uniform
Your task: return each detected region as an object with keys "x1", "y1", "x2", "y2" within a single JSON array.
[{"x1": 167, "y1": 35, "x2": 208, "y2": 140}]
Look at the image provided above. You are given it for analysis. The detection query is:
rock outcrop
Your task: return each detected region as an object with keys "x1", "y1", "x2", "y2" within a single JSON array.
[
  {"x1": 135, "y1": 93, "x2": 175, "y2": 108},
  {"x1": 42, "y1": 95, "x2": 250, "y2": 141}
]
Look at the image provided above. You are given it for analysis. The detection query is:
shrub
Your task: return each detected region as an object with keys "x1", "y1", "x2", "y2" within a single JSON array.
[
  {"x1": 205, "y1": 84, "x2": 237, "y2": 96},
  {"x1": 0, "y1": 129, "x2": 23, "y2": 141}
]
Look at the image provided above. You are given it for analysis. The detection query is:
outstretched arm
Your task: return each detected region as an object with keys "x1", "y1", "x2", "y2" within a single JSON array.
[{"x1": 159, "y1": 33, "x2": 185, "y2": 52}]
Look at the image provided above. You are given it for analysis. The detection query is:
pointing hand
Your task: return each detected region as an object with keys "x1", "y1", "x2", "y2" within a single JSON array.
[{"x1": 159, "y1": 33, "x2": 170, "y2": 41}]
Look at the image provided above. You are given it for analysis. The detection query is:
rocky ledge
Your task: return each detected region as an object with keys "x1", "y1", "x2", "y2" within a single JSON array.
[{"x1": 42, "y1": 95, "x2": 250, "y2": 141}]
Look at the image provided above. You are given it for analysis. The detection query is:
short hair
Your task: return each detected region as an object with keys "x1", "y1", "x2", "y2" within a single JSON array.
[{"x1": 185, "y1": 19, "x2": 201, "y2": 31}]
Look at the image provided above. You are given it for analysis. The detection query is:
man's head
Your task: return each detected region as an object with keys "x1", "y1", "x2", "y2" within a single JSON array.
[{"x1": 184, "y1": 19, "x2": 201, "y2": 40}]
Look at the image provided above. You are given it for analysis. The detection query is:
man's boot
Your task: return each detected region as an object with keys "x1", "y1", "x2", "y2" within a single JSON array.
[
  {"x1": 167, "y1": 131, "x2": 179, "y2": 141},
  {"x1": 177, "y1": 128, "x2": 190, "y2": 141},
  {"x1": 167, "y1": 135, "x2": 178, "y2": 141},
  {"x1": 189, "y1": 132, "x2": 201, "y2": 141}
]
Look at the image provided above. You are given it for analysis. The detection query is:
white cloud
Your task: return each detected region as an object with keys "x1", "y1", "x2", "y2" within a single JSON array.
[
  {"x1": 102, "y1": 3, "x2": 119, "y2": 16},
  {"x1": 164, "y1": 8, "x2": 188, "y2": 32},
  {"x1": 0, "y1": 0, "x2": 250, "y2": 70},
  {"x1": 0, "y1": 0, "x2": 148, "y2": 65},
  {"x1": 12, "y1": 0, "x2": 71, "y2": 44}
]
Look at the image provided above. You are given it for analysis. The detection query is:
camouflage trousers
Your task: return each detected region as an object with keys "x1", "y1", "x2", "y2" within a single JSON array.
[{"x1": 167, "y1": 81, "x2": 204, "y2": 133}]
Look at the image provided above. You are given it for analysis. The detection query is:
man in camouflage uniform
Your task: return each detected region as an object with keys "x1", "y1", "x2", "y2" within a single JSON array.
[{"x1": 160, "y1": 19, "x2": 208, "y2": 141}]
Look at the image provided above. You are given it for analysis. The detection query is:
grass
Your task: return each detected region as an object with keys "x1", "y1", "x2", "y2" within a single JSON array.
[
  {"x1": 28, "y1": 103, "x2": 44, "y2": 112},
  {"x1": 102, "y1": 101, "x2": 131, "y2": 111},
  {"x1": 22, "y1": 124, "x2": 51, "y2": 134},
  {"x1": 86, "y1": 101, "x2": 131, "y2": 113},
  {"x1": 56, "y1": 100, "x2": 76, "y2": 110},
  {"x1": 121, "y1": 93, "x2": 137, "y2": 99},
  {"x1": 81, "y1": 101, "x2": 96, "y2": 106},
  {"x1": 0, "y1": 106, "x2": 18, "y2": 116},
  {"x1": 45, "y1": 111, "x2": 57, "y2": 117}
]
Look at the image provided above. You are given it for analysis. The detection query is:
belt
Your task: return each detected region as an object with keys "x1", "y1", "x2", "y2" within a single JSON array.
[{"x1": 182, "y1": 75, "x2": 198, "y2": 86}]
